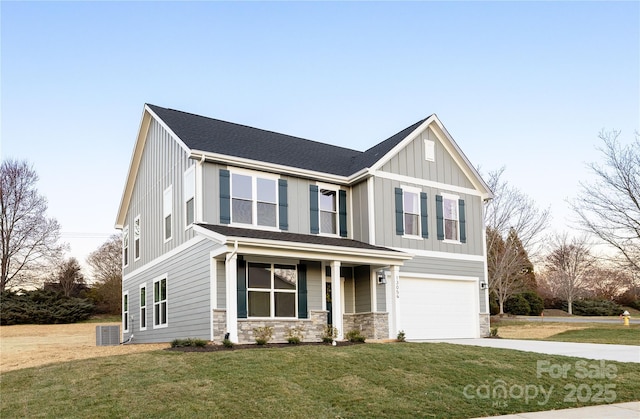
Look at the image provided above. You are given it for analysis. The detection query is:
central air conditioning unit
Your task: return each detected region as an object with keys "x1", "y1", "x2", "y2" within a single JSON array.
[{"x1": 96, "y1": 325, "x2": 121, "y2": 346}]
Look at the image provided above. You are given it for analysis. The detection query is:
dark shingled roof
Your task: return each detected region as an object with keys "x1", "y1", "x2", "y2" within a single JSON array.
[
  {"x1": 196, "y1": 224, "x2": 402, "y2": 253},
  {"x1": 147, "y1": 104, "x2": 428, "y2": 177}
]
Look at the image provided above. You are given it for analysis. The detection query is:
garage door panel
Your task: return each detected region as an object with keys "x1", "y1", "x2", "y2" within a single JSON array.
[{"x1": 400, "y1": 277, "x2": 478, "y2": 340}]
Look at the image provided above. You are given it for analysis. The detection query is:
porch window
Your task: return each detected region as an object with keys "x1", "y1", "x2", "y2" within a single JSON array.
[{"x1": 247, "y1": 263, "x2": 296, "y2": 318}]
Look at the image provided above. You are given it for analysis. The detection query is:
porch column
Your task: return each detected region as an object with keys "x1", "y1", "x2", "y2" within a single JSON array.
[
  {"x1": 388, "y1": 265, "x2": 401, "y2": 339},
  {"x1": 225, "y1": 252, "x2": 238, "y2": 342},
  {"x1": 330, "y1": 260, "x2": 343, "y2": 340}
]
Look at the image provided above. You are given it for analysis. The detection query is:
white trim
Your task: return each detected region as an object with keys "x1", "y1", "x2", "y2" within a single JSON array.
[
  {"x1": 230, "y1": 169, "x2": 279, "y2": 229},
  {"x1": 163, "y1": 185, "x2": 173, "y2": 243},
  {"x1": 400, "y1": 185, "x2": 422, "y2": 239},
  {"x1": 139, "y1": 283, "x2": 147, "y2": 331},
  {"x1": 122, "y1": 225, "x2": 130, "y2": 268},
  {"x1": 122, "y1": 290, "x2": 129, "y2": 333},
  {"x1": 390, "y1": 247, "x2": 486, "y2": 262},
  {"x1": 424, "y1": 138, "x2": 435, "y2": 162},
  {"x1": 152, "y1": 274, "x2": 169, "y2": 329},
  {"x1": 441, "y1": 192, "x2": 460, "y2": 243},
  {"x1": 400, "y1": 272, "x2": 478, "y2": 282},
  {"x1": 314, "y1": 182, "x2": 340, "y2": 237},
  {"x1": 209, "y1": 254, "x2": 216, "y2": 340},
  {"x1": 374, "y1": 170, "x2": 483, "y2": 198},
  {"x1": 195, "y1": 160, "x2": 204, "y2": 224},
  {"x1": 370, "y1": 270, "x2": 377, "y2": 312},
  {"x1": 123, "y1": 236, "x2": 207, "y2": 281},
  {"x1": 367, "y1": 177, "x2": 376, "y2": 245}
]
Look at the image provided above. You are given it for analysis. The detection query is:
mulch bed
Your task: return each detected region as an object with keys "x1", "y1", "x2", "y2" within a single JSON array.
[{"x1": 166, "y1": 341, "x2": 364, "y2": 352}]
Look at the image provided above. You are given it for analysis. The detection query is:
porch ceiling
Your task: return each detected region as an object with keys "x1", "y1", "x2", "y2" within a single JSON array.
[{"x1": 194, "y1": 224, "x2": 412, "y2": 266}]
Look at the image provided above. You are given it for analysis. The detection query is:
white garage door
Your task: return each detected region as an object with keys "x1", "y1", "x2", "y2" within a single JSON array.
[{"x1": 399, "y1": 276, "x2": 478, "y2": 340}]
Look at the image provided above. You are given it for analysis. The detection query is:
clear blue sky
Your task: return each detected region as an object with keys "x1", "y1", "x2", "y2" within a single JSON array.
[{"x1": 2, "y1": 1, "x2": 639, "y2": 270}]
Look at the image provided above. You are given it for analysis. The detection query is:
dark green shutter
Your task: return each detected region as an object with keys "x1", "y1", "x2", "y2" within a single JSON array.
[
  {"x1": 436, "y1": 195, "x2": 444, "y2": 240},
  {"x1": 297, "y1": 264, "x2": 308, "y2": 319},
  {"x1": 395, "y1": 188, "x2": 404, "y2": 235},
  {"x1": 220, "y1": 169, "x2": 231, "y2": 224},
  {"x1": 420, "y1": 192, "x2": 428, "y2": 238},
  {"x1": 309, "y1": 185, "x2": 319, "y2": 234},
  {"x1": 458, "y1": 199, "x2": 466, "y2": 243},
  {"x1": 278, "y1": 179, "x2": 288, "y2": 231},
  {"x1": 236, "y1": 259, "x2": 247, "y2": 318},
  {"x1": 339, "y1": 190, "x2": 347, "y2": 237}
]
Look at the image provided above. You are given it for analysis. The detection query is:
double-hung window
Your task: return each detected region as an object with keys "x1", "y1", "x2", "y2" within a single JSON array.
[
  {"x1": 153, "y1": 276, "x2": 167, "y2": 327},
  {"x1": 247, "y1": 263, "x2": 296, "y2": 318},
  {"x1": 122, "y1": 291, "x2": 129, "y2": 332},
  {"x1": 231, "y1": 172, "x2": 277, "y2": 228},
  {"x1": 319, "y1": 189, "x2": 337, "y2": 234},
  {"x1": 395, "y1": 186, "x2": 428, "y2": 238},
  {"x1": 133, "y1": 215, "x2": 141, "y2": 261},
  {"x1": 139, "y1": 284, "x2": 147, "y2": 330},
  {"x1": 310, "y1": 184, "x2": 347, "y2": 237},
  {"x1": 435, "y1": 193, "x2": 466, "y2": 243},
  {"x1": 122, "y1": 226, "x2": 129, "y2": 267},
  {"x1": 163, "y1": 186, "x2": 172, "y2": 242},
  {"x1": 184, "y1": 166, "x2": 195, "y2": 227}
]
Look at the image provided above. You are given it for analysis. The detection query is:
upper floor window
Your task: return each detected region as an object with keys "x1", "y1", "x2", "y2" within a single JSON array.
[
  {"x1": 231, "y1": 172, "x2": 277, "y2": 228},
  {"x1": 133, "y1": 215, "x2": 141, "y2": 261},
  {"x1": 122, "y1": 226, "x2": 129, "y2": 267},
  {"x1": 395, "y1": 186, "x2": 428, "y2": 239},
  {"x1": 184, "y1": 166, "x2": 195, "y2": 227},
  {"x1": 435, "y1": 194, "x2": 466, "y2": 244},
  {"x1": 310, "y1": 185, "x2": 347, "y2": 237},
  {"x1": 163, "y1": 186, "x2": 172, "y2": 242}
]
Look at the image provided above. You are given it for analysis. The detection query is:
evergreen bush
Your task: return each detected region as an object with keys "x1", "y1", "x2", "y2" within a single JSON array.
[
  {"x1": 565, "y1": 299, "x2": 622, "y2": 316},
  {"x1": 504, "y1": 294, "x2": 530, "y2": 315},
  {"x1": 522, "y1": 291, "x2": 544, "y2": 316},
  {"x1": 0, "y1": 289, "x2": 94, "y2": 325}
]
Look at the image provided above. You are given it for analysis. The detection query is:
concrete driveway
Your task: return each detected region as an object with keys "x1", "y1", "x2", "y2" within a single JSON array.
[{"x1": 426, "y1": 339, "x2": 640, "y2": 363}]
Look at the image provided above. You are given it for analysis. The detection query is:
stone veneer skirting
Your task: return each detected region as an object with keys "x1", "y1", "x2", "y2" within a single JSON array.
[
  {"x1": 213, "y1": 309, "x2": 329, "y2": 344},
  {"x1": 479, "y1": 313, "x2": 490, "y2": 337},
  {"x1": 342, "y1": 312, "x2": 389, "y2": 340}
]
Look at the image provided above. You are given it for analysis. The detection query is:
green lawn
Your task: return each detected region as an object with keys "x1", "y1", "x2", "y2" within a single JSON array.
[
  {"x1": 1, "y1": 343, "x2": 639, "y2": 418},
  {"x1": 544, "y1": 325, "x2": 640, "y2": 345}
]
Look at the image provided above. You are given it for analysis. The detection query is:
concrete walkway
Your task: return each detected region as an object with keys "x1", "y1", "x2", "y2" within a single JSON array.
[
  {"x1": 472, "y1": 401, "x2": 640, "y2": 418},
  {"x1": 430, "y1": 339, "x2": 640, "y2": 363}
]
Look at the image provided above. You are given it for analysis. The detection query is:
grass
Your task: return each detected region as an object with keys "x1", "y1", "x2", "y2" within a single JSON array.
[
  {"x1": 1, "y1": 343, "x2": 639, "y2": 418},
  {"x1": 544, "y1": 325, "x2": 640, "y2": 345}
]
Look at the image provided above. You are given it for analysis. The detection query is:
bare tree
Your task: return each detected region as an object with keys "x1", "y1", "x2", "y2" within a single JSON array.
[
  {"x1": 0, "y1": 159, "x2": 66, "y2": 291},
  {"x1": 86, "y1": 235, "x2": 122, "y2": 314},
  {"x1": 484, "y1": 167, "x2": 551, "y2": 314},
  {"x1": 55, "y1": 257, "x2": 85, "y2": 297},
  {"x1": 572, "y1": 130, "x2": 640, "y2": 272},
  {"x1": 543, "y1": 233, "x2": 594, "y2": 314},
  {"x1": 583, "y1": 264, "x2": 630, "y2": 301}
]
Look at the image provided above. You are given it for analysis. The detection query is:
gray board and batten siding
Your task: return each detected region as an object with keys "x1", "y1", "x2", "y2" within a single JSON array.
[
  {"x1": 123, "y1": 239, "x2": 222, "y2": 343},
  {"x1": 123, "y1": 119, "x2": 197, "y2": 276}
]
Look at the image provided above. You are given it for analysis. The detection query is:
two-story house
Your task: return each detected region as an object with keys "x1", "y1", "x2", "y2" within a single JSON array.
[{"x1": 115, "y1": 104, "x2": 493, "y2": 344}]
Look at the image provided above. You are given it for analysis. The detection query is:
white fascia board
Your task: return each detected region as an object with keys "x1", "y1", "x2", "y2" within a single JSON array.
[
  {"x1": 391, "y1": 247, "x2": 487, "y2": 263},
  {"x1": 374, "y1": 171, "x2": 484, "y2": 197},
  {"x1": 115, "y1": 109, "x2": 152, "y2": 229},
  {"x1": 192, "y1": 224, "x2": 228, "y2": 244},
  {"x1": 190, "y1": 150, "x2": 363, "y2": 186},
  {"x1": 400, "y1": 272, "x2": 479, "y2": 282}
]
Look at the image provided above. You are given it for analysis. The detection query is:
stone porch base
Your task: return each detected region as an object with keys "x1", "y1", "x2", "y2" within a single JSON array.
[{"x1": 342, "y1": 312, "x2": 389, "y2": 340}]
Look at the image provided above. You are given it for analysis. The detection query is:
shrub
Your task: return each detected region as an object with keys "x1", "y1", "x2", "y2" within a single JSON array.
[
  {"x1": 253, "y1": 326, "x2": 273, "y2": 345},
  {"x1": 396, "y1": 330, "x2": 406, "y2": 342},
  {"x1": 490, "y1": 327, "x2": 499, "y2": 337},
  {"x1": 171, "y1": 338, "x2": 208, "y2": 348},
  {"x1": 504, "y1": 294, "x2": 530, "y2": 315},
  {"x1": 345, "y1": 329, "x2": 366, "y2": 343},
  {"x1": 222, "y1": 338, "x2": 234, "y2": 348},
  {"x1": 0, "y1": 289, "x2": 94, "y2": 325},
  {"x1": 286, "y1": 325, "x2": 304, "y2": 344},
  {"x1": 522, "y1": 291, "x2": 544, "y2": 316},
  {"x1": 565, "y1": 299, "x2": 623, "y2": 316},
  {"x1": 489, "y1": 299, "x2": 500, "y2": 316},
  {"x1": 322, "y1": 325, "x2": 338, "y2": 343}
]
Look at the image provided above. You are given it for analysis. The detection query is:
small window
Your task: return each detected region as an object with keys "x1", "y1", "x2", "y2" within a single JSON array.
[
  {"x1": 247, "y1": 263, "x2": 296, "y2": 318},
  {"x1": 122, "y1": 226, "x2": 129, "y2": 267},
  {"x1": 403, "y1": 190, "x2": 420, "y2": 236},
  {"x1": 163, "y1": 186, "x2": 172, "y2": 241},
  {"x1": 153, "y1": 276, "x2": 167, "y2": 328},
  {"x1": 139, "y1": 284, "x2": 147, "y2": 331},
  {"x1": 443, "y1": 195, "x2": 459, "y2": 241},
  {"x1": 184, "y1": 166, "x2": 195, "y2": 227},
  {"x1": 424, "y1": 139, "x2": 435, "y2": 162},
  {"x1": 123, "y1": 291, "x2": 129, "y2": 332},
  {"x1": 319, "y1": 189, "x2": 337, "y2": 234},
  {"x1": 133, "y1": 215, "x2": 141, "y2": 261}
]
